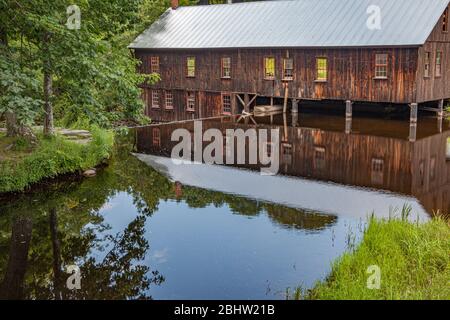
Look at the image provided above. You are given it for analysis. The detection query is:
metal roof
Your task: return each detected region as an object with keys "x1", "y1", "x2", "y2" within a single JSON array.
[{"x1": 129, "y1": 0, "x2": 450, "y2": 49}]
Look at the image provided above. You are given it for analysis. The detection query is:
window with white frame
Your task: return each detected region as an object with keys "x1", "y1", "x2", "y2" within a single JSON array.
[
  {"x1": 222, "y1": 94, "x2": 232, "y2": 114},
  {"x1": 371, "y1": 158, "x2": 384, "y2": 185},
  {"x1": 165, "y1": 91, "x2": 173, "y2": 109},
  {"x1": 283, "y1": 58, "x2": 294, "y2": 80},
  {"x1": 186, "y1": 92, "x2": 195, "y2": 112},
  {"x1": 186, "y1": 56, "x2": 195, "y2": 77},
  {"x1": 264, "y1": 57, "x2": 275, "y2": 79},
  {"x1": 436, "y1": 51, "x2": 442, "y2": 77},
  {"x1": 316, "y1": 57, "x2": 328, "y2": 81},
  {"x1": 151, "y1": 90, "x2": 160, "y2": 108},
  {"x1": 221, "y1": 57, "x2": 231, "y2": 78},
  {"x1": 424, "y1": 52, "x2": 431, "y2": 78},
  {"x1": 375, "y1": 53, "x2": 388, "y2": 79},
  {"x1": 150, "y1": 56, "x2": 159, "y2": 74}
]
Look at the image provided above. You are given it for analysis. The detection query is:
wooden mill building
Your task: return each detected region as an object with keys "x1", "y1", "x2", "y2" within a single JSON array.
[{"x1": 129, "y1": 0, "x2": 450, "y2": 122}]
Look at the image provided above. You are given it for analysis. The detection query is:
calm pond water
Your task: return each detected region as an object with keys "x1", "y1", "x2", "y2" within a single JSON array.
[{"x1": 0, "y1": 112, "x2": 448, "y2": 300}]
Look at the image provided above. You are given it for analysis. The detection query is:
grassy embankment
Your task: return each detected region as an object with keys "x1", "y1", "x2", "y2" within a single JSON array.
[
  {"x1": 305, "y1": 215, "x2": 450, "y2": 300},
  {"x1": 0, "y1": 127, "x2": 114, "y2": 194}
]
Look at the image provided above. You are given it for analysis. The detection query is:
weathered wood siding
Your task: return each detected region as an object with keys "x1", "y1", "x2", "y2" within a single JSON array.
[
  {"x1": 416, "y1": 4, "x2": 450, "y2": 103},
  {"x1": 143, "y1": 89, "x2": 225, "y2": 122},
  {"x1": 280, "y1": 127, "x2": 414, "y2": 194},
  {"x1": 411, "y1": 131, "x2": 450, "y2": 213},
  {"x1": 137, "y1": 47, "x2": 419, "y2": 105}
]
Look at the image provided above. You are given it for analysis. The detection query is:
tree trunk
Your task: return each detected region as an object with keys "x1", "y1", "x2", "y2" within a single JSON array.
[
  {"x1": 0, "y1": 25, "x2": 7, "y2": 46},
  {"x1": 1, "y1": 27, "x2": 17, "y2": 137},
  {"x1": 43, "y1": 32, "x2": 54, "y2": 137},
  {"x1": 5, "y1": 111, "x2": 37, "y2": 141},
  {"x1": 5, "y1": 111, "x2": 19, "y2": 137},
  {"x1": 1, "y1": 28, "x2": 37, "y2": 140},
  {"x1": 50, "y1": 208, "x2": 63, "y2": 300},
  {"x1": 0, "y1": 217, "x2": 33, "y2": 300},
  {"x1": 43, "y1": 71, "x2": 54, "y2": 136}
]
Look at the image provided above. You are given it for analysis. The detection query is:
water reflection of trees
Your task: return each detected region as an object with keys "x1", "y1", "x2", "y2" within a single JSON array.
[
  {"x1": 0, "y1": 139, "x2": 167, "y2": 299},
  {"x1": 179, "y1": 187, "x2": 337, "y2": 230},
  {"x1": 0, "y1": 200, "x2": 163, "y2": 300},
  {"x1": 0, "y1": 135, "x2": 337, "y2": 299},
  {"x1": 265, "y1": 205, "x2": 337, "y2": 231}
]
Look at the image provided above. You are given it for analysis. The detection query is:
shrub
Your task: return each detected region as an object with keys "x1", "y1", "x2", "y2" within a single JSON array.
[{"x1": 0, "y1": 128, "x2": 114, "y2": 193}]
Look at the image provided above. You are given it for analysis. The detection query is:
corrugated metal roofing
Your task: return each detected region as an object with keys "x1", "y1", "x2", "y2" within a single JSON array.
[{"x1": 129, "y1": 0, "x2": 450, "y2": 49}]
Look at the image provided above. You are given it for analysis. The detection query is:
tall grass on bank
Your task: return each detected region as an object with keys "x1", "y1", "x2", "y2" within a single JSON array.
[
  {"x1": 308, "y1": 216, "x2": 450, "y2": 300},
  {"x1": 0, "y1": 127, "x2": 114, "y2": 193}
]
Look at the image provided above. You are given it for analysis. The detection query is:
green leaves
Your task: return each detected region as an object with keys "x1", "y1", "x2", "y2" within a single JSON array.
[
  {"x1": 0, "y1": 50, "x2": 42, "y2": 126},
  {"x1": 2, "y1": 0, "x2": 169, "y2": 131}
]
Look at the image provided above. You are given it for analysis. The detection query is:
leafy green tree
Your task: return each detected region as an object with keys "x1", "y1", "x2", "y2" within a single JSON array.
[
  {"x1": 0, "y1": 0, "x2": 164, "y2": 136},
  {"x1": 0, "y1": 1, "x2": 41, "y2": 137},
  {"x1": 0, "y1": 50, "x2": 42, "y2": 137}
]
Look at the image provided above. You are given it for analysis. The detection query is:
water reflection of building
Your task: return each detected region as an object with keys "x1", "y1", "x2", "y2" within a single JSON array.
[
  {"x1": 136, "y1": 114, "x2": 450, "y2": 215},
  {"x1": 278, "y1": 117, "x2": 450, "y2": 215}
]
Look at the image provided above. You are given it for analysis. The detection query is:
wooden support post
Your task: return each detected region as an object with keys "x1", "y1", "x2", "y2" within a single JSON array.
[
  {"x1": 292, "y1": 99, "x2": 299, "y2": 113},
  {"x1": 410, "y1": 103, "x2": 418, "y2": 124},
  {"x1": 344, "y1": 100, "x2": 353, "y2": 134},
  {"x1": 283, "y1": 112, "x2": 288, "y2": 142},
  {"x1": 283, "y1": 85, "x2": 289, "y2": 113},
  {"x1": 345, "y1": 100, "x2": 352, "y2": 119},
  {"x1": 345, "y1": 117, "x2": 352, "y2": 134},
  {"x1": 438, "y1": 116, "x2": 443, "y2": 133},
  {"x1": 409, "y1": 122, "x2": 417, "y2": 142},
  {"x1": 292, "y1": 112, "x2": 298, "y2": 127},
  {"x1": 438, "y1": 99, "x2": 444, "y2": 118}
]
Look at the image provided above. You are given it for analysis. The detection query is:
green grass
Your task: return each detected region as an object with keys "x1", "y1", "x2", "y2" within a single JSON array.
[
  {"x1": 0, "y1": 127, "x2": 114, "y2": 194},
  {"x1": 0, "y1": 132, "x2": 35, "y2": 162},
  {"x1": 307, "y1": 216, "x2": 450, "y2": 300}
]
